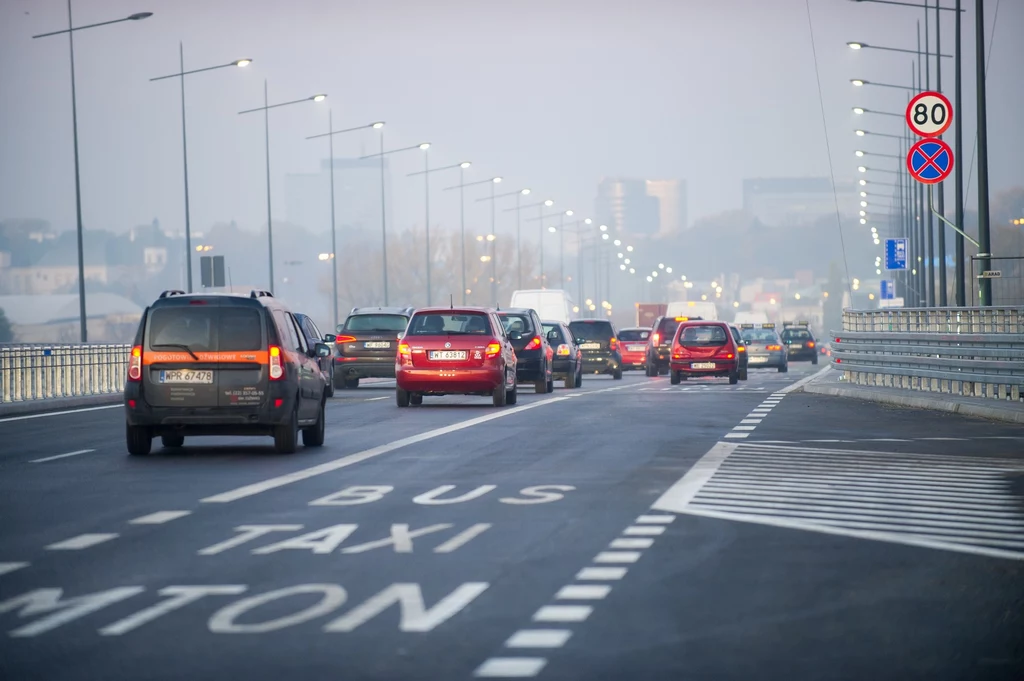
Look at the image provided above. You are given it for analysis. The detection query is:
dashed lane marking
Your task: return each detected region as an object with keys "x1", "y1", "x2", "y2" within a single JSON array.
[
  {"x1": 576, "y1": 567, "x2": 627, "y2": 580},
  {"x1": 0, "y1": 562, "x2": 29, "y2": 577},
  {"x1": 593, "y1": 551, "x2": 641, "y2": 564},
  {"x1": 129, "y1": 511, "x2": 192, "y2": 525},
  {"x1": 0, "y1": 404, "x2": 120, "y2": 424},
  {"x1": 533, "y1": 605, "x2": 593, "y2": 622},
  {"x1": 30, "y1": 449, "x2": 95, "y2": 464},
  {"x1": 555, "y1": 585, "x2": 611, "y2": 600},
  {"x1": 475, "y1": 658, "x2": 547, "y2": 677},
  {"x1": 622, "y1": 525, "x2": 664, "y2": 536},
  {"x1": 505, "y1": 630, "x2": 572, "y2": 649},
  {"x1": 46, "y1": 533, "x2": 119, "y2": 550}
]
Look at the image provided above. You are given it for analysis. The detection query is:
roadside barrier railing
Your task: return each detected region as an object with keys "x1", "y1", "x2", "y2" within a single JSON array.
[
  {"x1": 831, "y1": 307, "x2": 1024, "y2": 402},
  {"x1": 0, "y1": 344, "x2": 131, "y2": 404}
]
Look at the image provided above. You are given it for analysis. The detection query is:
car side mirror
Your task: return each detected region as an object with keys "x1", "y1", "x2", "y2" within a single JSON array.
[
  {"x1": 314, "y1": 342, "x2": 332, "y2": 358},
  {"x1": 509, "y1": 332, "x2": 523, "y2": 341},
  {"x1": 324, "y1": 334, "x2": 337, "y2": 343}
]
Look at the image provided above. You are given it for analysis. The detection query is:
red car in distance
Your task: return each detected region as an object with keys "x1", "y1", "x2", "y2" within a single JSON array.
[
  {"x1": 395, "y1": 307, "x2": 518, "y2": 407},
  {"x1": 617, "y1": 327, "x2": 651, "y2": 371},
  {"x1": 669, "y1": 320, "x2": 743, "y2": 385}
]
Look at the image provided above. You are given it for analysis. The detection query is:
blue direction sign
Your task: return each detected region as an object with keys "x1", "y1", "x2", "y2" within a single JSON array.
[
  {"x1": 907, "y1": 138, "x2": 954, "y2": 184},
  {"x1": 881, "y1": 280, "x2": 895, "y2": 300},
  {"x1": 885, "y1": 238, "x2": 908, "y2": 270}
]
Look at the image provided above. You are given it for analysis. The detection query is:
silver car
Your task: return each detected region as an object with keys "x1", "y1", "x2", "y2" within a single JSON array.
[{"x1": 739, "y1": 324, "x2": 788, "y2": 372}]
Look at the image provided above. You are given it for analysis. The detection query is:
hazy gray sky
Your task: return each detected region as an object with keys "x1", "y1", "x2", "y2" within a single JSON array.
[{"x1": 1, "y1": 0, "x2": 1021, "y2": 238}]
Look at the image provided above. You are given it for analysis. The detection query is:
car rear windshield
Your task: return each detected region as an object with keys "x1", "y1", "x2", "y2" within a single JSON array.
[
  {"x1": 406, "y1": 313, "x2": 493, "y2": 336},
  {"x1": 542, "y1": 323, "x2": 565, "y2": 343},
  {"x1": 147, "y1": 307, "x2": 263, "y2": 352},
  {"x1": 619, "y1": 329, "x2": 650, "y2": 342},
  {"x1": 569, "y1": 320, "x2": 614, "y2": 341},
  {"x1": 678, "y1": 324, "x2": 728, "y2": 346},
  {"x1": 498, "y1": 314, "x2": 533, "y2": 335},
  {"x1": 742, "y1": 330, "x2": 777, "y2": 342},
  {"x1": 656, "y1": 318, "x2": 681, "y2": 340},
  {"x1": 344, "y1": 314, "x2": 409, "y2": 333},
  {"x1": 781, "y1": 329, "x2": 813, "y2": 340}
]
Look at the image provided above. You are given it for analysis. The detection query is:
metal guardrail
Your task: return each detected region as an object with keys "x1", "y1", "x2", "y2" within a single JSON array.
[
  {"x1": 831, "y1": 307, "x2": 1024, "y2": 402},
  {"x1": 0, "y1": 344, "x2": 130, "y2": 404}
]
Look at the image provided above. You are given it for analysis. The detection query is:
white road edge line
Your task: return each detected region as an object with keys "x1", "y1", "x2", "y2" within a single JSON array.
[
  {"x1": 45, "y1": 533, "x2": 119, "y2": 550},
  {"x1": 778, "y1": 366, "x2": 832, "y2": 394},
  {"x1": 129, "y1": 511, "x2": 192, "y2": 525},
  {"x1": 0, "y1": 404, "x2": 120, "y2": 424},
  {"x1": 652, "y1": 441, "x2": 737, "y2": 513},
  {"x1": 202, "y1": 382, "x2": 642, "y2": 503},
  {"x1": 0, "y1": 562, "x2": 30, "y2": 577},
  {"x1": 30, "y1": 449, "x2": 95, "y2": 463}
]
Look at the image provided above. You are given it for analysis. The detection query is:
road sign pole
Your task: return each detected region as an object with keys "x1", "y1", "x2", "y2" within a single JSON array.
[
  {"x1": 975, "y1": 0, "x2": 992, "y2": 307},
  {"x1": 926, "y1": 184, "x2": 935, "y2": 307},
  {"x1": 935, "y1": 0, "x2": 947, "y2": 307},
  {"x1": 954, "y1": 0, "x2": 965, "y2": 307}
]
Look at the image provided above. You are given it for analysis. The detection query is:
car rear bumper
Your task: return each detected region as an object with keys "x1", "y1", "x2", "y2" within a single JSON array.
[
  {"x1": 515, "y1": 355, "x2": 546, "y2": 382},
  {"x1": 746, "y1": 352, "x2": 786, "y2": 367},
  {"x1": 396, "y1": 367, "x2": 504, "y2": 394},
  {"x1": 334, "y1": 356, "x2": 396, "y2": 379},
  {"x1": 787, "y1": 349, "x2": 817, "y2": 361},
  {"x1": 581, "y1": 354, "x2": 620, "y2": 374},
  {"x1": 649, "y1": 348, "x2": 671, "y2": 366},
  {"x1": 619, "y1": 351, "x2": 645, "y2": 369},
  {"x1": 124, "y1": 390, "x2": 296, "y2": 435},
  {"x1": 551, "y1": 357, "x2": 575, "y2": 377},
  {"x1": 670, "y1": 359, "x2": 738, "y2": 376}
]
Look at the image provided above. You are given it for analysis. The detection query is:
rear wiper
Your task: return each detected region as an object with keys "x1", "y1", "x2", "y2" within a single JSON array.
[{"x1": 151, "y1": 343, "x2": 200, "y2": 360}]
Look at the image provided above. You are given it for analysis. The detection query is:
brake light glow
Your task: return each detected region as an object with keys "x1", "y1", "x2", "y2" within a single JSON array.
[
  {"x1": 737, "y1": 346, "x2": 746, "y2": 352},
  {"x1": 397, "y1": 342, "x2": 412, "y2": 366},
  {"x1": 557, "y1": 344, "x2": 571, "y2": 356},
  {"x1": 766, "y1": 344, "x2": 782, "y2": 351},
  {"x1": 524, "y1": 336, "x2": 542, "y2": 351},
  {"x1": 485, "y1": 342, "x2": 502, "y2": 358},
  {"x1": 652, "y1": 333, "x2": 660, "y2": 345},
  {"x1": 807, "y1": 341, "x2": 816, "y2": 348},
  {"x1": 269, "y1": 345, "x2": 284, "y2": 380},
  {"x1": 609, "y1": 337, "x2": 618, "y2": 351},
  {"x1": 128, "y1": 346, "x2": 142, "y2": 382},
  {"x1": 127, "y1": 399, "x2": 136, "y2": 409},
  {"x1": 336, "y1": 335, "x2": 357, "y2": 344},
  {"x1": 273, "y1": 398, "x2": 284, "y2": 408}
]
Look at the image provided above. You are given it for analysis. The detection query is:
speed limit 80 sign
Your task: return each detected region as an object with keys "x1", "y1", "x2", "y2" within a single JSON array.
[{"x1": 906, "y1": 91, "x2": 953, "y2": 137}]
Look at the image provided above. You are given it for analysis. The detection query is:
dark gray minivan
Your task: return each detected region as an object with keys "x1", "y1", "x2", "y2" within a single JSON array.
[{"x1": 123, "y1": 290, "x2": 332, "y2": 455}]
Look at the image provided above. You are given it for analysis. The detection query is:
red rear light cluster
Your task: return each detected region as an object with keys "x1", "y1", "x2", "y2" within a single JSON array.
[
  {"x1": 652, "y1": 333, "x2": 661, "y2": 345},
  {"x1": 336, "y1": 335, "x2": 357, "y2": 344},
  {"x1": 397, "y1": 342, "x2": 412, "y2": 366},
  {"x1": 269, "y1": 345, "x2": 284, "y2": 380},
  {"x1": 807, "y1": 341, "x2": 816, "y2": 348},
  {"x1": 523, "y1": 336, "x2": 542, "y2": 351},
  {"x1": 485, "y1": 342, "x2": 502, "y2": 359},
  {"x1": 128, "y1": 346, "x2": 142, "y2": 382},
  {"x1": 609, "y1": 338, "x2": 618, "y2": 351},
  {"x1": 766, "y1": 344, "x2": 782, "y2": 351},
  {"x1": 557, "y1": 344, "x2": 571, "y2": 356}
]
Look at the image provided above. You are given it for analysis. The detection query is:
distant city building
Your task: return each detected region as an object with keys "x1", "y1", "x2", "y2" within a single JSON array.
[
  {"x1": 595, "y1": 177, "x2": 688, "y2": 237},
  {"x1": 286, "y1": 158, "x2": 391, "y2": 237},
  {"x1": 742, "y1": 177, "x2": 857, "y2": 227}
]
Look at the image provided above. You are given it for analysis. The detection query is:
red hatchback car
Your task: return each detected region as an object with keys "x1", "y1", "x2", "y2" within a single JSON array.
[
  {"x1": 669, "y1": 320, "x2": 742, "y2": 385},
  {"x1": 395, "y1": 307, "x2": 518, "y2": 407},
  {"x1": 617, "y1": 327, "x2": 651, "y2": 371}
]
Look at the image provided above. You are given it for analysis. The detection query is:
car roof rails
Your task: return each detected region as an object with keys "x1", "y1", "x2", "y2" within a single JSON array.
[
  {"x1": 250, "y1": 289, "x2": 274, "y2": 299},
  {"x1": 158, "y1": 290, "x2": 186, "y2": 299}
]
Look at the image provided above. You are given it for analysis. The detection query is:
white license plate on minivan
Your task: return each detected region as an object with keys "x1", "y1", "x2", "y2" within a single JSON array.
[
  {"x1": 429, "y1": 350, "x2": 466, "y2": 360},
  {"x1": 691, "y1": 362, "x2": 716, "y2": 369},
  {"x1": 580, "y1": 343, "x2": 601, "y2": 350},
  {"x1": 159, "y1": 370, "x2": 213, "y2": 384},
  {"x1": 364, "y1": 341, "x2": 390, "y2": 349}
]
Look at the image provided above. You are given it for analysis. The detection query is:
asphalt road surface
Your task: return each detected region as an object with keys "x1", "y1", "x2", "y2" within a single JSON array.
[{"x1": 1, "y1": 365, "x2": 1023, "y2": 680}]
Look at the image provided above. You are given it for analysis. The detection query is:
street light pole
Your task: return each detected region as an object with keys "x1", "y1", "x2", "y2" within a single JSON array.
[
  {"x1": 460, "y1": 166, "x2": 466, "y2": 304},
  {"x1": 490, "y1": 179, "x2": 496, "y2": 306},
  {"x1": 975, "y1": 0, "x2": 992, "y2": 306},
  {"x1": 32, "y1": 3, "x2": 153, "y2": 342},
  {"x1": 424, "y1": 148, "x2": 431, "y2": 306},
  {"x1": 934, "y1": 0, "x2": 948, "y2": 305},
  {"x1": 954, "y1": 0, "x2": 965, "y2": 305}
]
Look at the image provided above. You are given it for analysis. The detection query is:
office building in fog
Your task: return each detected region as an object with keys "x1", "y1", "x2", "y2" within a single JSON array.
[
  {"x1": 286, "y1": 158, "x2": 391, "y2": 237},
  {"x1": 595, "y1": 178, "x2": 688, "y2": 237},
  {"x1": 742, "y1": 177, "x2": 857, "y2": 227}
]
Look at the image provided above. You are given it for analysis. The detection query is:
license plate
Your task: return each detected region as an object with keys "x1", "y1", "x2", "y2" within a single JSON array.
[
  {"x1": 691, "y1": 362, "x2": 716, "y2": 369},
  {"x1": 580, "y1": 343, "x2": 601, "y2": 350},
  {"x1": 429, "y1": 350, "x2": 467, "y2": 360},
  {"x1": 364, "y1": 341, "x2": 390, "y2": 349},
  {"x1": 749, "y1": 356, "x2": 768, "y2": 364},
  {"x1": 627, "y1": 345, "x2": 645, "y2": 352},
  {"x1": 790, "y1": 343, "x2": 803, "y2": 349},
  {"x1": 159, "y1": 370, "x2": 213, "y2": 384}
]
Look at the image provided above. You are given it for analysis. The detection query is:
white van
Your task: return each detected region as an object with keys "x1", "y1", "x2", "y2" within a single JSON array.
[
  {"x1": 666, "y1": 300, "x2": 719, "y2": 320},
  {"x1": 509, "y1": 289, "x2": 576, "y2": 324}
]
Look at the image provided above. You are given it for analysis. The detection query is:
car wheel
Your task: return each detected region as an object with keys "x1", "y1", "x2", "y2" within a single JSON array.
[
  {"x1": 410, "y1": 392, "x2": 423, "y2": 406},
  {"x1": 728, "y1": 370, "x2": 739, "y2": 385},
  {"x1": 325, "y1": 375, "x2": 335, "y2": 398},
  {"x1": 576, "y1": 365, "x2": 583, "y2": 388},
  {"x1": 160, "y1": 435, "x2": 184, "y2": 449},
  {"x1": 345, "y1": 377, "x2": 361, "y2": 389},
  {"x1": 613, "y1": 368, "x2": 623, "y2": 380},
  {"x1": 493, "y1": 375, "x2": 509, "y2": 407},
  {"x1": 126, "y1": 424, "x2": 152, "y2": 456},
  {"x1": 546, "y1": 377, "x2": 554, "y2": 393},
  {"x1": 778, "y1": 363, "x2": 788, "y2": 373},
  {"x1": 302, "y1": 402, "x2": 326, "y2": 447},
  {"x1": 534, "y1": 379, "x2": 546, "y2": 395},
  {"x1": 507, "y1": 378, "x2": 518, "y2": 405},
  {"x1": 670, "y1": 371, "x2": 680, "y2": 385},
  {"x1": 564, "y1": 369, "x2": 576, "y2": 389},
  {"x1": 396, "y1": 387, "x2": 410, "y2": 408},
  {"x1": 273, "y1": 404, "x2": 300, "y2": 454},
  {"x1": 812, "y1": 354, "x2": 819, "y2": 365},
  {"x1": 739, "y1": 368, "x2": 748, "y2": 381}
]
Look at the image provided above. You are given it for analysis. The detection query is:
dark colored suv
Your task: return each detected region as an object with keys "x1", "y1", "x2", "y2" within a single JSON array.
[
  {"x1": 294, "y1": 313, "x2": 337, "y2": 397},
  {"x1": 123, "y1": 290, "x2": 332, "y2": 456},
  {"x1": 497, "y1": 308, "x2": 553, "y2": 394},
  {"x1": 781, "y1": 323, "x2": 819, "y2": 364},
  {"x1": 334, "y1": 307, "x2": 415, "y2": 389},
  {"x1": 645, "y1": 315, "x2": 702, "y2": 376},
  {"x1": 568, "y1": 319, "x2": 622, "y2": 379}
]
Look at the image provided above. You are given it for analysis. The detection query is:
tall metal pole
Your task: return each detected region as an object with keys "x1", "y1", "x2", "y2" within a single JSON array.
[
  {"x1": 935, "y1": 0, "x2": 947, "y2": 305},
  {"x1": 954, "y1": 0, "x2": 965, "y2": 306},
  {"x1": 378, "y1": 129, "x2": 389, "y2": 305},
  {"x1": 490, "y1": 181, "x2": 497, "y2": 306},
  {"x1": 577, "y1": 232, "x2": 584, "y2": 306},
  {"x1": 178, "y1": 42, "x2": 194, "y2": 293},
  {"x1": 67, "y1": 0, "x2": 88, "y2": 341},
  {"x1": 328, "y1": 110, "x2": 338, "y2": 330},
  {"x1": 263, "y1": 79, "x2": 275, "y2": 295},
  {"x1": 923, "y1": 18, "x2": 935, "y2": 307},
  {"x1": 515, "y1": 193, "x2": 522, "y2": 290},
  {"x1": 975, "y1": 0, "x2": 992, "y2": 306},
  {"x1": 916, "y1": 30, "x2": 929, "y2": 306},
  {"x1": 559, "y1": 212, "x2": 565, "y2": 288},
  {"x1": 424, "y1": 150, "x2": 431, "y2": 306},
  {"x1": 538, "y1": 205, "x2": 545, "y2": 288},
  {"x1": 459, "y1": 167, "x2": 466, "y2": 304}
]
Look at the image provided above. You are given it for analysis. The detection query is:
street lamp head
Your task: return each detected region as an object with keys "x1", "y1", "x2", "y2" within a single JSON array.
[
  {"x1": 584, "y1": 218, "x2": 592, "y2": 225},
  {"x1": 855, "y1": 150, "x2": 865, "y2": 157},
  {"x1": 492, "y1": 176, "x2": 502, "y2": 183},
  {"x1": 601, "y1": 233, "x2": 609, "y2": 240},
  {"x1": 521, "y1": 188, "x2": 530, "y2": 195},
  {"x1": 418, "y1": 142, "x2": 431, "y2": 150},
  {"x1": 860, "y1": 191, "x2": 867, "y2": 197},
  {"x1": 857, "y1": 166, "x2": 867, "y2": 172},
  {"x1": 548, "y1": 226, "x2": 557, "y2": 233},
  {"x1": 311, "y1": 94, "x2": 327, "y2": 102},
  {"x1": 128, "y1": 12, "x2": 154, "y2": 20},
  {"x1": 847, "y1": 42, "x2": 865, "y2": 50},
  {"x1": 853, "y1": 107, "x2": 865, "y2": 114},
  {"x1": 544, "y1": 199, "x2": 553, "y2": 207},
  {"x1": 613, "y1": 239, "x2": 621, "y2": 246},
  {"x1": 234, "y1": 59, "x2": 252, "y2": 67},
  {"x1": 851, "y1": 79, "x2": 865, "y2": 86},
  {"x1": 859, "y1": 179, "x2": 867, "y2": 185},
  {"x1": 371, "y1": 122, "x2": 385, "y2": 129},
  {"x1": 855, "y1": 129, "x2": 866, "y2": 136},
  {"x1": 460, "y1": 161, "x2": 471, "y2": 169},
  {"x1": 599, "y1": 224, "x2": 607, "y2": 231}
]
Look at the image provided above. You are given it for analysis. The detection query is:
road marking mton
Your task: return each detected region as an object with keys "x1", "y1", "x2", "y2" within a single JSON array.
[{"x1": 46, "y1": 533, "x2": 118, "y2": 550}]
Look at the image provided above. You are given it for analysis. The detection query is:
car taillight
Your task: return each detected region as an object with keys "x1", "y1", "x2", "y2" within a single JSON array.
[
  {"x1": 128, "y1": 345, "x2": 142, "y2": 382},
  {"x1": 737, "y1": 346, "x2": 746, "y2": 353},
  {"x1": 652, "y1": 333, "x2": 660, "y2": 346},
  {"x1": 485, "y1": 342, "x2": 502, "y2": 358},
  {"x1": 524, "y1": 336, "x2": 542, "y2": 351},
  {"x1": 715, "y1": 349, "x2": 735, "y2": 360},
  {"x1": 807, "y1": 341, "x2": 816, "y2": 348},
  {"x1": 557, "y1": 344, "x2": 571, "y2": 356},
  {"x1": 269, "y1": 345, "x2": 284, "y2": 380},
  {"x1": 397, "y1": 342, "x2": 412, "y2": 366},
  {"x1": 766, "y1": 344, "x2": 782, "y2": 351},
  {"x1": 609, "y1": 338, "x2": 618, "y2": 351},
  {"x1": 336, "y1": 335, "x2": 357, "y2": 344}
]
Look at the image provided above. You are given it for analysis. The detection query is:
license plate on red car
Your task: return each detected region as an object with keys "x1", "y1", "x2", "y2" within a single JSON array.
[
  {"x1": 627, "y1": 345, "x2": 645, "y2": 352},
  {"x1": 691, "y1": 362, "x2": 716, "y2": 369},
  {"x1": 429, "y1": 350, "x2": 467, "y2": 360}
]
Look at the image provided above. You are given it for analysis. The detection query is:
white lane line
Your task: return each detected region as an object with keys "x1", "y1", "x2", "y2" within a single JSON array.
[
  {"x1": 862, "y1": 438, "x2": 911, "y2": 442},
  {"x1": 0, "y1": 404, "x2": 120, "y2": 424},
  {"x1": 533, "y1": 605, "x2": 593, "y2": 622},
  {"x1": 129, "y1": 511, "x2": 192, "y2": 525},
  {"x1": 0, "y1": 562, "x2": 29, "y2": 577},
  {"x1": 623, "y1": 525, "x2": 665, "y2": 536},
  {"x1": 555, "y1": 585, "x2": 611, "y2": 600},
  {"x1": 920, "y1": 437, "x2": 969, "y2": 441},
  {"x1": 778, "y1": 366, "x2": 831, "y2": 393},
  {"x1": 505, "y1": 630, "x2": 572, "y2": 649},
  {"x1": 609, "y1": 537, "x2": 654, "y2": 549},
  {"x1": 724, "y1": 433, "x2": 749, "y2": 439},
  {"x1": 46, "y1": 533, "x2": 118, "y2": 550},
  {"x1": 30, "y1": 449, "x2": 94, "y2": 464},
  {"x1": 363, "y1": 396, "x2": 390, "y2": 402},
  {"x1": 740, "y1": 419, "x2": 763, "y2": 424},
  {"x1": 593, "y1": 551, "x2": 641, "y2": 563},
  {"x1": 652, "y1": 441, "x2": 737, "y2": 513},
  {"x1": 474, "y1": 658, "x2": 547, "y2": 677},
  {"x1": 636, "y1": 514, "x2": 675, "y2": 524},
  {"x1": 204, "y1": 387, "x2": 639, "y2": 503},
  {"x1": 576, "y1": 567, "x2": 627, "y2": 580},
  {"x1": 732, "y1": 426, "x2": 756, "y2": 431}
]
